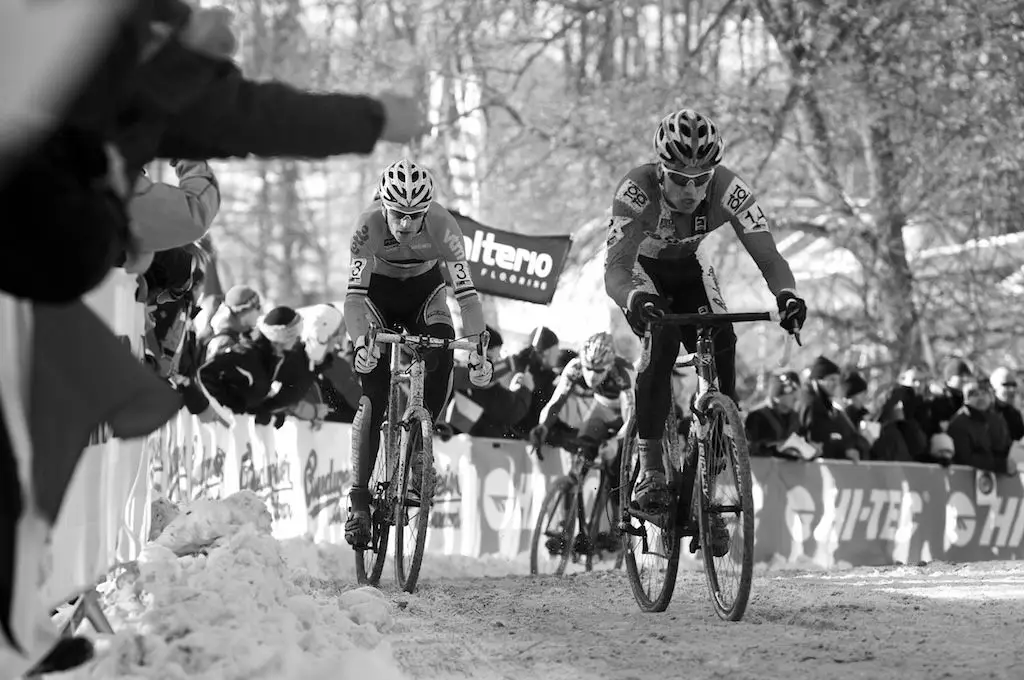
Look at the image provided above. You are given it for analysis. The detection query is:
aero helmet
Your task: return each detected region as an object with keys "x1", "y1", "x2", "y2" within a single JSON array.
[
  {"x1": 580, "y1": 332, "x2": 615, "y2": 371},
  {"x1": 653, "y1": 109, "x2": 725, "y2": 170},
  {"x1": 378, "y1": 159, "x2": 434, "y2": 212}
]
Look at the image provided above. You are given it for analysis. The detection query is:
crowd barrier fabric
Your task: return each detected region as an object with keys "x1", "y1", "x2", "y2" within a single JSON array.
[
  {"x1": 154, "y1": 411, "x2": 1024, "y2": 567},
  {"x1": 41, "y1": 269, "x2": 150, "y2": 607}
]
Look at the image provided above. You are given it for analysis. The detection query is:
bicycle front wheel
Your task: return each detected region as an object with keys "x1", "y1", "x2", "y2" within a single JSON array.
[
  {"x1": 530, "y1": 477, "x2": 579, "y2": 576},
  {"x1": 355, "y1": 429, "x2": 395, "y2": 586},
  {"x1": 620, "y1": 417, "x2": 681, "y2": 613},
  {"x1": 697, "y1": 392, "x2": 754, "y2": 621},
  {"x1": 394, "y1": 415, "x2": 434, "y2": 593}
]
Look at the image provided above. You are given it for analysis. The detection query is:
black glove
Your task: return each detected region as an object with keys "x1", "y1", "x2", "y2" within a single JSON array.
[
  {"x1": 626, "y1": 292, "x2": 669, "y2": 336},
  {"x1": 776, "y1": 291, "x2": 807, "y2": 333},
  {"x1": 253, "y1": 409, "x2": 272, "y2": 426},
  {"x1": 273, "y1": 413, "x2": 287, "y2": 429}
]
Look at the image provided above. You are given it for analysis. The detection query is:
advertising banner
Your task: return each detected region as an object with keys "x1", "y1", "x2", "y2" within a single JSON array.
[
  {"x1": 450, "y1": 209, "x2": 572, "y2": 305},
  {"x1": 154, "y1": 411, "x2": 1024, "y2": 567}
]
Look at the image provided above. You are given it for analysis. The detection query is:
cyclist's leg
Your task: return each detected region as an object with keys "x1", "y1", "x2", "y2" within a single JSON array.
[
  {"x1": 629, "y1": 258, "x2": 678, "y2": 510},
  {"x1": 346, "y1": 298, "x2": 390, "y2": 547}
]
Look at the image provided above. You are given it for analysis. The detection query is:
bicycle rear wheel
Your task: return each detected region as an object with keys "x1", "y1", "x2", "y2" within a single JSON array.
[
  {"x1": 394, "y1": 415, "x2": 434, "y2": 593},
  {"x1": 530, "y1": 477, "x2": 579, "y2": 576},
  {"x1": 620, "y1": 417, "x2": 681, "y2": 612},
  {"x1": 697, "y1": 392, "x2": 754, "y2": 621}
]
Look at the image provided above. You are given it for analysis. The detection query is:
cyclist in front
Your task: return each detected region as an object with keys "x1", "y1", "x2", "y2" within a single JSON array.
[
  {"x1": 530, "y1": 331, "x2": 634, "y2": 552},
  {"x1": 604, "y1": 108, "x2": 807, "y2": 522},
  {"x1": 343, "y1": 158, "x2": 492, "y2": 548}
]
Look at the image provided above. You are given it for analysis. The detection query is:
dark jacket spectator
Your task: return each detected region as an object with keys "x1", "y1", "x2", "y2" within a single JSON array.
[
  {"x1": 876, "y1": 367, "x2": 932, "y2": 460},
  {"x1": 745, "y1": 372, "x2": 800, "y2": 458},
  {"x1": 513, "y1": 326, "x2": 560, "y2": 437},
  {"x1": 947, "y1": 381, "x2": 1017, "y2": 475},
  {"x1": 990, "y1": 367, "x2": 1024, "y2": 443},
  {"x1": 797, "y1": 356, "x2": 862, "y2": 461},
  {"x1": 928, "y1": 357, "x2": 972, "y2": 435}
]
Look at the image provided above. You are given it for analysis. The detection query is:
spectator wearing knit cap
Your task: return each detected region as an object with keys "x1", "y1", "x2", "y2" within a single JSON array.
[
  {"x1": 203, "y1": 284, "x2": 262, "y2": 360},
  {"x1": 199, "y1": 306, "x2": 316, "y2": 424},
  {"x1": 745, "y1": 372, "x2": 801, "y2": 458},
  {"x1": 796, "y1": 355, "x2": 862, "y2": 461},
  {"x1": 513, "y1": 326, "x2": 561, "y2": 438},
  {"x1": 928, "y1": 356, "x2": 973, "y2": 435},
  {"x1": 840, "y1": 371, "x2": 869, "y2": 430}
]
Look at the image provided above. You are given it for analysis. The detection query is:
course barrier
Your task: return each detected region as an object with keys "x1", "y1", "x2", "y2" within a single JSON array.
[{"x1": 152, "y1": 412, "x2": 1024, "y2": 567}]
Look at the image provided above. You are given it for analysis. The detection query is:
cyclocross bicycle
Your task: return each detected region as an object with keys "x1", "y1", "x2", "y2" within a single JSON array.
[
  {"x1": 619, "y1": 308, "x2": 796, "y2": 620},
  {"x1": 530, "y1": 431, "x2": 626, "y2": 575},
  {"x1": 354, "y1": 323, "x2": 488, "y2": 593}
]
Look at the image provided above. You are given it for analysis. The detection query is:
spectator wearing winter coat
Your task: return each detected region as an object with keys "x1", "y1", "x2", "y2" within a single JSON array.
[
  {"x1": 203, "y1": 284, "x2": 262, "y2": 360},
  {"x1": 876, "y1": 366, "x2": 931, "y2": 460},
  {"x1": 947, "y1": 380, "x2": 1018, "y2": 475},
  {"x1": 746, "y1": 372, "x2": 801, "y2": 458},
  {"x1": 451, "y1": 327, "x2": 534, "y2": 439},
  {"x1": 990, "y1": 367, "x2": 1024, "y2": 443},
  {"x1": 130, "y1": 159, "x2": 220, "y2": 254},
  {"x1": 513, "y1": 326, "x2": 561, "y2": 438},
  {"x1": 796, "y1": 356, "x2": 861, "y2": 462},
  {"x1": 928, "y1": 357, "x2": 972, "y2": 436}
]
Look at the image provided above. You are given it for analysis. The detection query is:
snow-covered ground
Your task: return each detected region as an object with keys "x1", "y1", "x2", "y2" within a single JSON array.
[{"x1": 57, "y1": 493, "x2": 1024, "y2": 680}]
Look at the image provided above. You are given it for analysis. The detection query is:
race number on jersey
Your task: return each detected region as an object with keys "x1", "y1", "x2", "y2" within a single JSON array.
[
  {"x1": 349, "y1": 257, "x2": 368, "y2": 282},
  {"x1": 447, "y1": 260, "x2": 474, "y2": 293},
  {"x1": 720, "y1": 176, "x2": 754, "y2": 214},
  {"x1": 615, "y1": 179, "x2": 650, "y2": 214}
]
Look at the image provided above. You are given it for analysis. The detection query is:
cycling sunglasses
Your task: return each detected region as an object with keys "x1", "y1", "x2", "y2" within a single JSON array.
[
  {"x1": 386, "y1": 208, "x2": 428, "y2": 222},
  {"x1": 662, "y1": 165, "x2": 715, "y2": 188}
]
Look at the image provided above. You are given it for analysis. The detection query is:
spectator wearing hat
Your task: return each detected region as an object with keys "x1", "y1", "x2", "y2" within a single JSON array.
[
  {"x1": 745, "y1": 371, "x2": 801, "y2": 458},
  {"x1": 947, "y1": 379, "x2": 1018, "y2": 475},
  {"x1": 928, "y1": 357, "x2": 973, "y2": 436},
  {"x1": 796, "y1": 355, "x2": 862, "y2": 461},
  {"x1": 203, "y1": 284, "x2": 262, "y2": 360},
  {"x1": 513, "y1": 326, "x2": 561, "y2": 438},
  {"x1": 199, "y1": 306, "x2": 315, "y2": 425},
  {"x1": 840, "y1": 371, "x2": 869, "y2": 430},
  {"x1": 990, "y1": 367, "x2": 1024, "y2": 444},
  {"x1": 875, "y1": 366, "x2": 932, "y2": 460}
]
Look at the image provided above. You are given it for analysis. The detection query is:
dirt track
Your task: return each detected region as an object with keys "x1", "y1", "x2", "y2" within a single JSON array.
[{"x1": 385, "y1": 561, "x2": 1024, "y2": 680}]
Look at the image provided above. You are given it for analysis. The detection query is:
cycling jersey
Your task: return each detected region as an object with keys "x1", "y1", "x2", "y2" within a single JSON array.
[
  {"x1": 558, "y1": 356, "x2": 633, "y2": 409},
  {"x1": 604, "y1": 163, "x2": 796, "y2": 311},
  {"x1": 343, "y1": 201, "x2": 486, "y2": 341}
]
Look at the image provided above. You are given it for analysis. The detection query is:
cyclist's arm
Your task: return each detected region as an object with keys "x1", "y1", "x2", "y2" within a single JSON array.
[
  {"x1": 342, "y1": 218, "x2": 379, "y2": 342},
  {"x1": 430, "y1": 209, "x2": 486, "y2": 340},
  {"x1": 604, "y1": 177, "x2": 659, "y2": 310},
  {"x1": 720, "y1": 178, "x2": 797, "y2": 296},
  {"x1": 539, "y1": 368, "x2": 576, "y2": 428}
]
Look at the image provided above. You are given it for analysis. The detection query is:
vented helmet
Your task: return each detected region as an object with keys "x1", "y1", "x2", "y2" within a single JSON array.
[
  {"x1": 580, "y1": 332, "x2": 615, "y2": 371},
  {"x1": 653, "y1": 109, "x2": 725, "y2": 170},
  {"x1": 378, "y1": 159, "x2": 434, "y2": 212}
]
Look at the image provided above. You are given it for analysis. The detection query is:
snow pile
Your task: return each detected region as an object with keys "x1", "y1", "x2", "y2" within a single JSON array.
[{"x1": 76, "y1": 491, "x2": 405, "y2": 680}]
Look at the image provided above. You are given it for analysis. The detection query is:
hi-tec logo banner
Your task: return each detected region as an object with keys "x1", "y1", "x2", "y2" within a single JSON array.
[{"x1": 450, "y1": 209, "x2": 573, "y2": 305}]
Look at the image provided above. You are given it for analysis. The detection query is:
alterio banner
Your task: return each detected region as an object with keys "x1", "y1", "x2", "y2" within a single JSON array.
[{"x1": 449, "y1": 209, "x2": 573, "y2": 305}]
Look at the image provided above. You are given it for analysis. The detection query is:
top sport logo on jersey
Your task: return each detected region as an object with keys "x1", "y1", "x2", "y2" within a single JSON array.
[{"x1": 615, "y1": 179, "x2": 650, "y2": 214}]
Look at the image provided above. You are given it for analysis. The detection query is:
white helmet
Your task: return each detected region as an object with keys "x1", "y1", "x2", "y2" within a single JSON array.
[
  {"x1": 378, "y1": 159, "x2": 434, "y2": 212},
  {"x1": 653, "y1": 109, "x2": 725, "y2": 170}
]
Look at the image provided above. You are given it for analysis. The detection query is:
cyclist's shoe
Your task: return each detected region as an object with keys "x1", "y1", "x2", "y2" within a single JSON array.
[
  {"x1": 344, "y1": 510, "x2": 372, "y2": 550},
  {"x1": 573, "y1": 532, "x2": 594, "y2": 556},
  {"x1": 633, "y1": 469, "x2": 672, "y2": 513},
  {"x1": 709, "y1": 514, "x2": 730, "y2": 558},
  {"x1": 595, "y1": 530, "x2": 621, "y2": 553}
]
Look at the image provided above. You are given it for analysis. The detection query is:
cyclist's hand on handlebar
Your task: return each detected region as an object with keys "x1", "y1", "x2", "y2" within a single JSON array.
[
  {"x1": 626, "y1": 292, "x2": 668, "y2": 335},
  {"x1": 468, "y1": 350, "x2": 493, "y2": 387},
  {"x1": 776, "y1": 291, "x2": 807, "y2": 335},
  {"x1": 353, "y1": 335, "x2": 381, "y2": 374}
]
